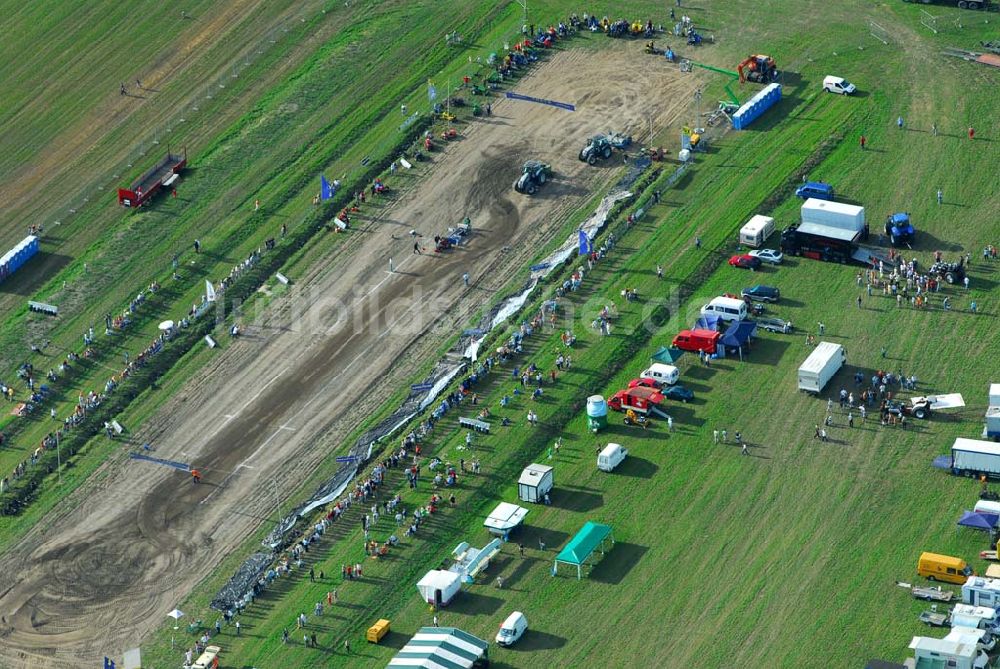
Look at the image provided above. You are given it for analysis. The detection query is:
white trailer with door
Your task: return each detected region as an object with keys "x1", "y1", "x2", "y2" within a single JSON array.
[
  {"x1": 739, "y1": 215, "x2": 775, "y2": 248},
  {"x1": 797, "y1": 342, "x2": 846, "y2": 393},
  {"x1": 518, "y1": 464, "x2": 553, "y2": 503}
]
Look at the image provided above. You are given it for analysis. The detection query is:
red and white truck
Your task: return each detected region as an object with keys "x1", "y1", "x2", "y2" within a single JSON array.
[{"x1": 607, "y1": 387, "x2": 670, "y2": 418}]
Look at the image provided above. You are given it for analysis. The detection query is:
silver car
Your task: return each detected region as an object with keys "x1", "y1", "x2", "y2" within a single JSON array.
[
  {"x1": 748, "y1": 248, "x2": 783, "y2": 264},
  {"x1": 756, "y1": 316, "x2": 793, "y2": 333}
]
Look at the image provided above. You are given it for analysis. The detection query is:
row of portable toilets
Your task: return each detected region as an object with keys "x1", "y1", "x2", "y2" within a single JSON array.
[
  {"x1": 0, "y1": 235, "x2": 39, "y2": 284},
  {"x1": 732, "y1": 83, "x2": 782, "y2": 131}
]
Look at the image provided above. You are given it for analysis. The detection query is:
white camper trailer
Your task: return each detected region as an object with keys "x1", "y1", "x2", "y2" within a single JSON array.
[{"x1": 739, "y1": 215, "x2": 775, "y2": 248}]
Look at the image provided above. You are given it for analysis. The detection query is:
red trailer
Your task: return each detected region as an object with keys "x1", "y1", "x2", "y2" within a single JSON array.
[
  {"x1": 608, "y1": 387, "x2": 670, "y2": 418},
  {"x1": 117, "y1": 149, "x2": 187, "y2": 207}
]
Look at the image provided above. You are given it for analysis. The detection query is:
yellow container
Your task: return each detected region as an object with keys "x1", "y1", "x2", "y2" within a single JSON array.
[{"x1": 367, "y1": 619, "x2": 391, "y2": 643}]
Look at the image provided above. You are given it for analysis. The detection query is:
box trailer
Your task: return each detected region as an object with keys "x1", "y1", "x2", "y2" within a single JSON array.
[
  {"x1": 801, "y1": 198, "x2": 867, "y2": 234},
  {"x1": 949, "y1": 439, "x2": 1000, "y2": 478},
  {"x1": 117, "y1": 149, "x2": 187, "y2": 208},
  {"x1": 739, "y1": 215, "x2": 775, "y2": 247},
  {"x1": 517, "y1": 464, "x2": 553, "y2": 503},
  {"x1": 985, "y1": 407, "x2": 1000, "y2": 441},
  {"x1": 780, "y1": 223, "x2": 889, "y2": 267},
  {"x1": 797, "y1": 341, "x2": 845, "y2": 393}
]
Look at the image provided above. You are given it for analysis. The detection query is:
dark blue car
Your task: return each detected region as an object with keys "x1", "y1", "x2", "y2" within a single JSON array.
[
  {"x1": 795, "y1": 181, "x2": 835, "y2": 201},
  {"x1": 662, "y1": 385, "x2": 694, "y2": 403},
  {"x1": 741, "y1": 285, "x2": 780, "y2": 302}
]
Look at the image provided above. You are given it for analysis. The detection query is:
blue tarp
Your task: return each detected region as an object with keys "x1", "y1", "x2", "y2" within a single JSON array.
[
  {"x1": 720, "y1": 320, "x2": 757, "y2": 348},
  {"x1": 958, "y1": 510, "x2": 999, "y2": 530},
  {"x1": 695, "y1": 314, "x2": 720, "y2": 331}
]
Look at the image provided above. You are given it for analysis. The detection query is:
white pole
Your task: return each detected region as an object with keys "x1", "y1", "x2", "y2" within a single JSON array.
[{"x1": 56, "y1": 432, "x2": 61, "y2": 484}]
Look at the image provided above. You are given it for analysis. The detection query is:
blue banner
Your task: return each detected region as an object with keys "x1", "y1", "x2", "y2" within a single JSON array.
[
  {"x1": 335, "y1": 455, "x2": 360, "y2": 463},
  {"x1": 578, "y1": 230, "x2": 591, "y2": 255},
  {"x1": 505, "y1": 92, "x2": 576, "y2": 112},
  {"x1": 320, "y1": 175, "x2": 336, "y2": 201}
]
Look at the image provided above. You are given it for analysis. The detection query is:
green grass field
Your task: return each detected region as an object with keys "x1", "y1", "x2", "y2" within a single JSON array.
[{"x1": 3, "y1": 0, "x2": 999, "y2": 667}]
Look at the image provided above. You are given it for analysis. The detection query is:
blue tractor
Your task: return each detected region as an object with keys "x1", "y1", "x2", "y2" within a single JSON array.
[{"x1": 884, "y1": 212, "x2": 916, "y2": 246}]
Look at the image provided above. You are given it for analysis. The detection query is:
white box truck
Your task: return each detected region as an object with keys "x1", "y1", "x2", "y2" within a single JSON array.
[
  {"x1": 950, "y1": 439, "x2": 1000, "y2": 478},
  {"x1": 801, "y1": 198, "x2": 866, "y2": 233},
  {"x1": 739, "y1": 215, "x2": 775, "y2": 248},
  {"x1": 797, "y1": 342, "x2": 846, "y2": 393}
]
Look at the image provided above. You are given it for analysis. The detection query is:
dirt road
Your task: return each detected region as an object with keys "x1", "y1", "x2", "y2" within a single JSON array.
[{"x1": 0, "y1": 46, "x2": 696, "y2": 667}]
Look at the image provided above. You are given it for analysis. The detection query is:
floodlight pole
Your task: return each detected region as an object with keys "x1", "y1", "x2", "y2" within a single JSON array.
[
  {"x1": 56, "y1": 432, "x2": 61, "y2": 484},
  {"x1": 515, "y1": 0, "x2": 528, "y2": 29}
]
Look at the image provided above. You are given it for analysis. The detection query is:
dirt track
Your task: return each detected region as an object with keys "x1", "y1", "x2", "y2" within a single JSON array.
[{"x1": 0, "y1": 45, "x2": 696, "y2": 667}]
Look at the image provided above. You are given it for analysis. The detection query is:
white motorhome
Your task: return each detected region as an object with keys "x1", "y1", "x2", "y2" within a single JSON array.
[
  {"x1": 597, "y1": 443, "x2": 628, "y2": 472},
  {"x1": 797, "y1": 342, "x2": 846, "y2": 393},
  {"x1": 700, "y1": 296, "x2": 748, "y2": 323},
  {"x1": 952, "y1": 603, "x2": 999, "y2": 631},
  {"x1": 964, "y1": 576, "x2": 1000, "y2": 609},
  {"x1": 909, "y1": 635, "x2": 989, "y2": 669},
  {"x1": 640, "y1": 363, "x2": 679, "y2": 387},
  {"x1": 739, "y1": 215, "x2": 775, "y2": 248}
]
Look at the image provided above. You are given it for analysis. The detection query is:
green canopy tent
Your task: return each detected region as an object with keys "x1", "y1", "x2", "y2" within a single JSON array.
[
  {"x1": 553, "y1": 521, "x2": 614, "y2": 579},
  {"x1": 651, "y1": 346, "x2": 685, "y2": 364}
]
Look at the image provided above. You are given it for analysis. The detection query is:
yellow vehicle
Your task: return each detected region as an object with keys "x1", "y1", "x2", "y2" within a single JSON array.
[
  {"x1": 917, "y1": 552, "x2": 974, "y2": 585},
  {"x1": 367, "y1": 618, "x2": 391, "y2": 643}
]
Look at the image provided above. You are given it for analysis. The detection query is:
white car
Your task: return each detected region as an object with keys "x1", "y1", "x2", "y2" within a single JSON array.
[
  {"x1": 748, "y1": 248, "x2": 783, "y2": 264},
  {"x1": 823, "y1": 75, "x2": 856, "y2": 95}
]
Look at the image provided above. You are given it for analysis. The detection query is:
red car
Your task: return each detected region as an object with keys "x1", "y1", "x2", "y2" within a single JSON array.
[
  {"x1": 627, "y1": 377, "x2": 658, "y2": 390},
  {"x1": 728, "y1": 254, "x2": 762, "y2": 270}
]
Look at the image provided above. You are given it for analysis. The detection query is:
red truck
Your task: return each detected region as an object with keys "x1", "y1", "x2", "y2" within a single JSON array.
[
  {"x1": 117, "y1": 149, "x2": 187, "y2": 207},
  {"x1": 671, "y1": 328, "x2": 720, "y2": 354},
  {"x1": 608, "y1": 387, "x2": 670, "y2": 418}
]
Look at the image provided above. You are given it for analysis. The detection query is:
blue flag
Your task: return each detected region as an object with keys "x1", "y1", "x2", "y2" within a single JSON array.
[
  {"x1": 320, "y1": 175, "x2": 336, "y2": 201},
  {"x1": 578, "y1": 230, "x2": 591, "y2": 255}
]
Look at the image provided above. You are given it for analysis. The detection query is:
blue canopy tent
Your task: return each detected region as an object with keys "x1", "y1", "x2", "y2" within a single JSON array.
[
  {"x1": 651, "y1": 346, "x2": 684, "y2": 364},
  {"x1": 957, "y1": 510, "x2": 999, "y2": 531},
  {"x1": 720, "y1": 320, "x2": 758, "y2": 361}
]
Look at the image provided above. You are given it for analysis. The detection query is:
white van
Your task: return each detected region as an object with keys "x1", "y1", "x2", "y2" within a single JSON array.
[
  {"x1": 699, "y1": 296, "x2": 748, "y2": 323},
  {"x1": 496, "y1": 611, "x2": 528, "y2": 646},
  {"x1": 640, "y1": 363, "x2": 679, "y2": 387},
  {"x1": 597, "y1": 443, "x2": 628, "y2": 472},
  {"x1": 822, "y1": 75, "x2": 856, "y2": 95}
]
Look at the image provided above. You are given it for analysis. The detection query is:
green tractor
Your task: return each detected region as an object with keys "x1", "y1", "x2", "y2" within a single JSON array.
[
  {"x1": 579, "y1": 135, "x2": 613, "y2": 165},
  {"x1": 513, "y1": 160, "x2": 553, "y2": 195}
]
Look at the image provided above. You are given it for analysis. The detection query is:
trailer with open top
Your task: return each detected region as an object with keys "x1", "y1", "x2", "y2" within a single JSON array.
[{"x1": 117, "y1": 149, "x2": 187, "y2": 207}]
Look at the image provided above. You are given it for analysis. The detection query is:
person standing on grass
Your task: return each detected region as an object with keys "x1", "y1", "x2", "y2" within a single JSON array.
[
  {"x1": 713, "y1": 429, "x2": 719, "y2": 444},
  {"x1": 860, "y1": 134, "x2": 867, "y2": 150},
  {"x1": 857, "y1": 295, "x2": 862, "y2": 309},
  {"x1": 932, "y1": 123, "x2": 938, "y2": 136},
  {"x1": 897, "y1": 116, "x2": 904, "y2": 130},
  {"x1": 656, "y1": 264, "x2": 663, "y2": 279},
  {"x1": 937, "y1": 188, "x2": 943, "y2": 205},
  {"x1": 968, "y1": 126, "x2": 975, "y2": 140}
]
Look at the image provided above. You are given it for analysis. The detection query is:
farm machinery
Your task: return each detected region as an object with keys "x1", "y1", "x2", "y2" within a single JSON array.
[
  {"x1": 737, "y1": 55, "x2": 779, "y2": 83},
  {"x1": 579, "y1": 135, "x2": 614, "y2": 164},
  {"x1": 513, "y1": 160, "x2": 553, "y2": 195},
  {"x1": 434, "y1": 217, "x2": 472, "y2": 253},
  {"x1": 884, "y1": 212, "x2": 916, "y2": 247},
  {"x1": 928, "y1": 258, "x2": 967, "y2": 285}
]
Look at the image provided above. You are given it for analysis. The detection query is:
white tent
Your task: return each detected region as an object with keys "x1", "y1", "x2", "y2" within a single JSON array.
[{"x1": 416, "y1": 569, "x2": 461, "y2": 607}]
